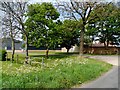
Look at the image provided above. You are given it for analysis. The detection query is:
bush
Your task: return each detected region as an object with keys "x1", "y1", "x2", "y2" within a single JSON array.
[{"x1": 0, "y1": 49, "x2": 7, "y2": 61}]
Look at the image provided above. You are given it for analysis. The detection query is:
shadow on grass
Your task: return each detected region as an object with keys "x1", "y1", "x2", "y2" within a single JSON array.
[
  {"x1": 30, "y1": 52, "x2": 79, "y2": 59},
  {"x1": 5, "y1": 52, "x2": 79, "y2": 65}
]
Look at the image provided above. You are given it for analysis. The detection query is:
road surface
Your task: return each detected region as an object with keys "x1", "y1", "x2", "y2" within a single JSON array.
[{"x1": 80, "y1": 55, "x2": 119, "y2": 88}]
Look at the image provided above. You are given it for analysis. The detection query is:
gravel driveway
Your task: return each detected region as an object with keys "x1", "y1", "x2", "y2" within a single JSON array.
[
  {"x1": 87, "y1": 55, "x2": 119, "y2": 66},
  {"x1": 80, "y1": 55, "x2": 119, "y2": 88}
]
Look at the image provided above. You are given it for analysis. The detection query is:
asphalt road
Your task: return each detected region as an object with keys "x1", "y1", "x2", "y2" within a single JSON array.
[{"x1": 80, "y1": 55, "x2": 119, "y2": 88}]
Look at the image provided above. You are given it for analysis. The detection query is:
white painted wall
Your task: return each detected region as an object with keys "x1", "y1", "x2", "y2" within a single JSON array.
[{"x1": 61, "y1": 45, "x2": 79, "y2": 52}]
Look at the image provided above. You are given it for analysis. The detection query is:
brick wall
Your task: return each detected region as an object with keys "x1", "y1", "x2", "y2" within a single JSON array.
[{"x1": 84, "y1": 46, "x2": 120, "y2": 54}]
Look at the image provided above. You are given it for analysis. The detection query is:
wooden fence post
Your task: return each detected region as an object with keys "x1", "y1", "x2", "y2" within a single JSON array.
[
  {"x1": 42, "y1": 57, "x2": 44, "y2": 67},
  {"x1": 16, "y1": 54, "x2": 18, "y2": 63}
]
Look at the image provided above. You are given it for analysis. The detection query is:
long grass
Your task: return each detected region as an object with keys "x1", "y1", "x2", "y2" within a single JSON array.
[{"x1": 1, "y1": 52, "x2": 112, "y2": 88}]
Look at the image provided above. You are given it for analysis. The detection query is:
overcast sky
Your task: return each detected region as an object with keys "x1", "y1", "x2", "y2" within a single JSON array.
[{"x1": 0, "y1": 0, "x2": 119, "y2": 39}]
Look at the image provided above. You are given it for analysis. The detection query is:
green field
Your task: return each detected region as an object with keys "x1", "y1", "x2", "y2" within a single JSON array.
[{"x1": 1, "y1": 51, "x2": 112, "y2": 88}]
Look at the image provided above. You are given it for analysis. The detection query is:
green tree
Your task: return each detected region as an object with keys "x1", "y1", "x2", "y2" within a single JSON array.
[
  {"x1": 87, "y1": 2, "x2": 120, "y2": 48},
  {"x1": 25, "y1": 3, "x2": 60, "y2": 58},
  {"x1": 57, "y1": 1, "x2": 99, "y2": 55},
  {"x1": 59, "y1": 20, "x2": 80, "y2": 53}
]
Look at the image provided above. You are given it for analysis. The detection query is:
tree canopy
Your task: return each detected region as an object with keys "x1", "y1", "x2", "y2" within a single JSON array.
[
  {"x1": 56, "y1": 0, "x2": 99, "y2": 55},
  {"x1": 25, "y1": 3, "x2": 60, "y2": 58},
  {"x1": 58, "y1": 20, "x2": 80, "y2": 53},
  {"x1": 87, "y1": 2, "x2": 120, "y2": 48}
]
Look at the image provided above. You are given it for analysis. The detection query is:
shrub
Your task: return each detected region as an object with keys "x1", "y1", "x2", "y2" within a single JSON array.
[{"x1": 0, "y1": 49, "x2": 7, "y2": 61}]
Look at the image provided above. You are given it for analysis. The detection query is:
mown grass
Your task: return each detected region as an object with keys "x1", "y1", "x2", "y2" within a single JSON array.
[{"x1": 1, "y1": 52, "x2": 112, "y2": 88}]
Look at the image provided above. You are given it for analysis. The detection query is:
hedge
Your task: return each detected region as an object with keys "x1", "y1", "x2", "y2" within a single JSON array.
[{"x1": 0, "y1": 49, "x2": 7, "y2": 61}]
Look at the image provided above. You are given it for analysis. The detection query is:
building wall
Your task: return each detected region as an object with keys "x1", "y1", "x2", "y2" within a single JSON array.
[
  {"x1": 62, "y1": 45, "x2": 120, "y2": 54},
  {"x1": 69, "y1": 45, "x2": 79, "y2": 52},
  {"x1": 2, "y1": 38, "x2": 22, "y2": 50},
  {"x1": 61, "y1": 45, "x2": 79, "y2": 52},
  {"x1": 84, "y1": 46, "x2": 119, "y2": 54},
  {"x1": 15, "y1": 42, "x2": 22, "y2": 50},
  {"x1": 2, "y1": 38, "x2": 11, "y2": 50}
]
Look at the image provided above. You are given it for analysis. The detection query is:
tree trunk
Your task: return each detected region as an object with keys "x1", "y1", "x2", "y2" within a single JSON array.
[
  {"x1": 104, "y1": 41, "x2": 109, "y2": 49},
  {"x1": 25, "y1": 36, "x2": 28, "y2": 57},
  {"x1": 46, "y1": 49, "x2": 49, "y2": 59},
  {"x1": 79, "y1": 25, "x2": 85, "y2": 56},
  {"x1": 9, "y1": 14, "x2": 15, "y2": 62},
  {"x1": 67, "y1": 48, "x2": 70, "y2": 53},
  {"x1": 106, "y1": 40, "x2": 109, "y2": 49},
  {"x1": 21, "y1": 23, "x2": 29, "y2": 63},
  {"x1": 25, "y1": 36, "x2": 29, "y2": 64},
  {"x1": 104, "y1": 41, "x2": 106, "y2": 47},
  {"x1": 104, "y1": 41, "x2": 106, "y2": 49},
  {"x1": 11, "y1": 38, "x2": 15, "y2": 62}
]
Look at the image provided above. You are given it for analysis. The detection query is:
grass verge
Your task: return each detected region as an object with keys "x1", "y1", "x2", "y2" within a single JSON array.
[{"x1": 1, "y1": 53, "x2": 112, "y2": 88}]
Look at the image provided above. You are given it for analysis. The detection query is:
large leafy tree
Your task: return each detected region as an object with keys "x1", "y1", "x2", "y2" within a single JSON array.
[
  {"x1": 56, "y1": 0, "x2": 99, "y2": 55},
  {"x1": 25, "y1": 3, "x2": 60, "y2": 58},
  {"x1": 59, "y1": 20, "x2": 80, "y2": 53},
  {"x1": 87, "y1": 2, "x2": 120, "y2": 48}
]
